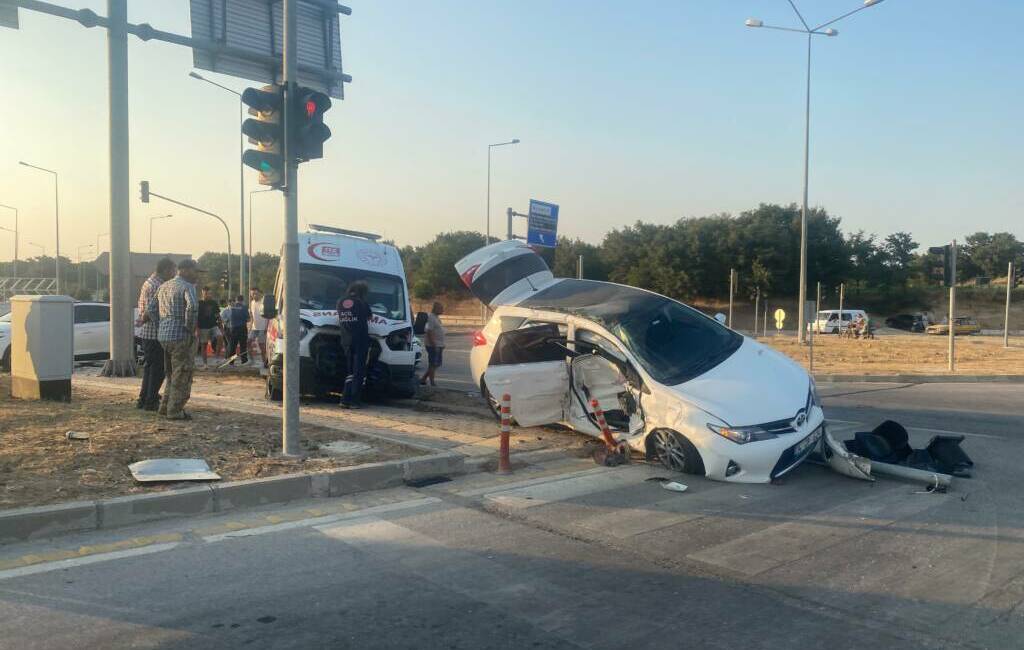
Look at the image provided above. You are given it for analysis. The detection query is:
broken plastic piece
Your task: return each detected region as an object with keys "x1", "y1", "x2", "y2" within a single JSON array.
[
  {"x1": 128, "y1": 458, "x2": 221, "y2": 483},
  {"x1": 65, "y1": 431, "x2": 90, "y2": 441},
  {"x1": 662, "y1": 481, "x2": 688, "y2": 493},
  {"x1": 819, "y1": 426, "x2": 873, "y2": 481}
]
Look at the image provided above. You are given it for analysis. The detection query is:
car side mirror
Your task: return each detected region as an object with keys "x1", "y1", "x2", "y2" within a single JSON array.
[{"x1": 262, "y1": 294, "x2": 277, "y2": 319}]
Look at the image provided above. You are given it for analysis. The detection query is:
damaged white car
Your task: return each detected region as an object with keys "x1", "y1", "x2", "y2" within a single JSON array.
[{"x1": 457, "y1": 240, "x2": 826, "y2": 484}]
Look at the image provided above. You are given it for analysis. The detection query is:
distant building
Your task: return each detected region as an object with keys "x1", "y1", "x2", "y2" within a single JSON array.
[{"x1": 92, "y1": 252, "x2": 193, "y2": 302}]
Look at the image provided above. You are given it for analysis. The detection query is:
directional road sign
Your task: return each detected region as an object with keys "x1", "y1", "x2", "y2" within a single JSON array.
[{"x1": 527, "y1": 199, "x2": 559, "y2": 248}]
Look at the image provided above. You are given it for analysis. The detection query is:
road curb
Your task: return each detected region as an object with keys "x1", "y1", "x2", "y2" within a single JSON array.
[
  {"x1": 0, "y1": 451, "x2": 466, "y2": 545},
  {"x1": 814, "y1": 374, "x2": 1024, "y2": 384}
]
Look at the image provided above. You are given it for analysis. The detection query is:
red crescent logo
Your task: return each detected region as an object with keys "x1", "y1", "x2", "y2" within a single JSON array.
[{"x1": 307, "y1": 242, "x2": 341, "y2": 261}]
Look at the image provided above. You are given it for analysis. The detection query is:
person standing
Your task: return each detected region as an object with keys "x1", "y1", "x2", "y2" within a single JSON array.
[
  {"x1": 135, "y1": 258, "x2": 176, "y2": 411},
  {"x1": 225, "y1": 295, "x2": 250, "y2": 365},
  {"x1": 248, "y1": 287, "x2": 269, "y2": 368},
  {"x1": 420, "y1": 301, "x2": 446, "y2": 387},
  {"x1": 146, "y1": 259, "x2": 201, "y2": 420},
  {"x1": 196, "y1": 286, "x2": 221, "y2": 369},
  {"x1": 337, "y1": 281, "x2": 371, "y2": 409}
]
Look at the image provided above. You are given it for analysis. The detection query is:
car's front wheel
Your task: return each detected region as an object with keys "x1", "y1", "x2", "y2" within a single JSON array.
[{"x1": 646, "y1": 429, "x2": 704, "y2": 475}]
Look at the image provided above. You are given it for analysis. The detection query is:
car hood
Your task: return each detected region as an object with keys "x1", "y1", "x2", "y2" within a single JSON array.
[
  {"x1": 668, "y1": 337, "x2": 810, "y2": 426},
  {"x1": 299, "y1": 309, "x2": 410, "y2": 336}
]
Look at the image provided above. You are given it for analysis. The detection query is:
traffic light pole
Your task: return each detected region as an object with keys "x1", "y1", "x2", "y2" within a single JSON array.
[
  {"x1": 100, "y1": 0, "x2": 134, "y2": 377},
  {"x1": 281, "y1": 0, "x2": 302, "y2": 458},
  {"x1": 948, "y1": 240, "x2": 957, "y2": 373},
  {"x1": 1005, "y1": 261, "x2": 1013, "y2": 349}
]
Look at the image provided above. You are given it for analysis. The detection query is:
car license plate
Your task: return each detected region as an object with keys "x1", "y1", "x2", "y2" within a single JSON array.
[{"x1": 795, "y1": 428, "x2": 822, "y2": 456}]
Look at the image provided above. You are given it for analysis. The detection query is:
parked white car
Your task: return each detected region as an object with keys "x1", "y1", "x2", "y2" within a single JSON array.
[
  {"x1": 809, "y1": 309, "x2": 868, "y2": 334},
  {"x1": 457, "y1": 241, "x2": 824, "y2": 484},
  {"x1": 1, "y1": 302, "x2": 116, "y2": 370}
]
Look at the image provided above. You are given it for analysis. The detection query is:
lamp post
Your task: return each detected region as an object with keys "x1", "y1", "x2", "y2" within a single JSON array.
[
  {"x1": 18, "y1": 161, "x2": 61, "y2": 294},
  {"x1": 149, "y1": 214, "x2": 173, "y2": 253},
  {"x1": 248, "y1": 188, "x2": 275, "y2": 297},
  {"x1": 189, "y1": 70, "x2": 247, "y2": 300},
  {"x1": 486, "y1": 139, "x2": 520, "y2": 243},
  {"x1": 0, "y1": 203, "x2": 16, "y2": 278},
  {"x1": 745, "y1": 0, "x2": 886, "y2": 343}
]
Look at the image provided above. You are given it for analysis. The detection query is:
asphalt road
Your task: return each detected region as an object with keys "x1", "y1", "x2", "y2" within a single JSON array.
[{"x1": 1, "y1": 382, "x2": 1022, "y2": 649}]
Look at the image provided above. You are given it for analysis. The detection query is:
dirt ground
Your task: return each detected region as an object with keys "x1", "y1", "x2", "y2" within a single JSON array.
[
  {"x1": 0, "y1": 376, "x2": 423, "y2": 509},
  {"x1": 764, "y1": 333, "x2": 1024, "y2": 375}
]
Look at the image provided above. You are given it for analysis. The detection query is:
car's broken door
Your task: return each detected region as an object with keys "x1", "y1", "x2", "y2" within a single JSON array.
[
  {"x1": 568, "y1": 327, "x2": 645, "y2": 437},
  {"x1": 483, "y1": 323, "x2": 568, "y2": 427}
]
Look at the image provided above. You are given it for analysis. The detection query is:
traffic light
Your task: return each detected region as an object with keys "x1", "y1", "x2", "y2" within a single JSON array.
[
  {"x1": 241, "y1": 84, "x2": 285, "y2": 187},
  {"x1": 928, "y1": 245, "x2": 953, "y2": 287},
  {"x1": 292, "y1": 86, "x2": 331, "y2": 161},
  {"x1": 139, "y1": 180, "x2": 149, "y2": 203}
]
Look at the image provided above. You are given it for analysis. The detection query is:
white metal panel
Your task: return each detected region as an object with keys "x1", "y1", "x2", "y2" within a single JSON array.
[
  {"x1": 484, "y1": 360, "x2": 568, "y2": 427},
  {"x1": 189, "y1": 0, "x2": 346, "y2": 98}
]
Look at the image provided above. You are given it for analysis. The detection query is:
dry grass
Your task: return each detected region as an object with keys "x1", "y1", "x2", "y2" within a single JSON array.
[
  {"x1": 0, "y1": 376, "x2": 422, "y2": 509},
  {"x1": 764, "y1": 334, "x2": 1024, "y2": 375}
]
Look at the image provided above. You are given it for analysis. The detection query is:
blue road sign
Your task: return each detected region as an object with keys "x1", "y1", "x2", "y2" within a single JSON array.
[{"x1": 527, "y1": 199, "x2": 559, "y2": 248}]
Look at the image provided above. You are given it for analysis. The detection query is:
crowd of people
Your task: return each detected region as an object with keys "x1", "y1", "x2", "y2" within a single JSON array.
[{"x1": 133, "y1": 258, "x2": 447, "y2": 419}]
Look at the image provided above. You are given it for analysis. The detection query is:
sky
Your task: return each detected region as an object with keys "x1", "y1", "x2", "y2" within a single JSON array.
[{"x1": 0, "y1": 0, "x2": 1021, "y2": 264}]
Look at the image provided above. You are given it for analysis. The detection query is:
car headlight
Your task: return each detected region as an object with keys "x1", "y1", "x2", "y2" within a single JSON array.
[{"x1": 707, "y1": 423, "x2": 778, "y2": 444}]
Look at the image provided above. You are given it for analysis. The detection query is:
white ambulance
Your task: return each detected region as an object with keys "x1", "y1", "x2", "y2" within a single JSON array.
[{"x1": 263, "y1": 225, "x2": 420, "y2": 401}]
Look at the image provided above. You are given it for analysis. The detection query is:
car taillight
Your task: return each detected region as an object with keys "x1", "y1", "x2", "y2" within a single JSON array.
[{"x1": 472, "y1": 331, "x2": 487, "y2": 347}]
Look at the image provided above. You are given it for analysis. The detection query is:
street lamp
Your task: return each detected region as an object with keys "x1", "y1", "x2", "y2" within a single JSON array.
[
  {"x1": 18, "y1": 161, "x2": 61, "y2": 294},
  {"x1": 248, "y1": 188, "x2": 275, "y2": 296},
  {"x1": 149, "y1": 214, "x2": 173, "y2": 253},
  {"x1": 0, "y1": 203, "x2": 16, "y2": 278},
  {"x1": 190, "y1": 70, "x2": 247, "y2": 299},
  {"x1": 745, "y1": 0, "x2": 885, "y2": 343},
  {"x1": 486, "y1": 139, "x2": 520, "y2": 242}
]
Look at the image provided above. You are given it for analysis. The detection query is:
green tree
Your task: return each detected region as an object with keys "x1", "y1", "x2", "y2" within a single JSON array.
[
  {"x1": 881, "y1": 231, "x2": 918, "y2": 288},
  {"x1": 962, "y1": 232, "x2": 1023, "y2": 279},
  {"x1": 552, "y1": 237, "x2": 608, "y2": 281},
  {"x1": 406, "y1": 231, "x2": 488, "y2": 300}
]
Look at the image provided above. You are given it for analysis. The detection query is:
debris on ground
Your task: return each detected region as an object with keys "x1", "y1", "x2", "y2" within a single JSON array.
[
  {"x1": 65, "y1": 431, "x2": 90, "y2": 441},
  {"x1": 129, "y1": 458, "x2": 221, "y2": 483},
  {"x1": 820, "y1": 419, "x2": 973, "y2": 487},
  {"x1": 662, "y1": 481, "x2": 688, "y2": 493}
]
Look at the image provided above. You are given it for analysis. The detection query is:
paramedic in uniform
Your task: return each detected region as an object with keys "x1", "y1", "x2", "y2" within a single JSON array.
[{"x1": 337, "y1": 280, "x2": 371, "y2": 409}]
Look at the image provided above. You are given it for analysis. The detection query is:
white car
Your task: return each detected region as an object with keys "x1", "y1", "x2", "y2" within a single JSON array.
[
  {"x1": 457, "y1": 241, "x2": 824, "y2": 484},
  {"x1": 809, "y1": 309, "x2": 868, "y2": 334},
  {"x1": 1, "y1": 302, "x2": 117, "y2": 370}
]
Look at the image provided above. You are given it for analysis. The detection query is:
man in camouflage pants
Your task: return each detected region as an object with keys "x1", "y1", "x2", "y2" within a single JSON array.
[{"x1": 146, "y1": 259, "x2": 202, "y2": 420}]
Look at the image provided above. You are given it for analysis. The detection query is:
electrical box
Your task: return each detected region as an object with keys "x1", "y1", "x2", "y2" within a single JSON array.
[{"x1": 10, "y1": 295, "x2": 73, "y2": 401}]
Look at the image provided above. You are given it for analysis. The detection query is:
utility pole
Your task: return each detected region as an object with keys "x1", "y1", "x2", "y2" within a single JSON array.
[
  {"x1": 753, "y1": 287, "x2": 760, "y2": 336},
  {"x1": 577, "y1": 255, "x2": 583, "y2": 280},
  {"x1": 281, "y1": 0, "x2": 301, "y2": 457},
  {"x1": 728, "y1": 268, "x2": 735, "y2": 329},
  {"x1": 815, "y1": 281, "x2": 821, "y2": 335},
  {"x1": 1005, "y1": 261, "x2": 1014, "y2": 349},
  {"x1": 100, "y1": 0, "x2": 134, "y2": 377},
  {"x1": 838, "y1": 283, "x2": 845, "y2": 334},
  {"x1": 948, "y1": 240, "x2": 957, "y2": 372}
]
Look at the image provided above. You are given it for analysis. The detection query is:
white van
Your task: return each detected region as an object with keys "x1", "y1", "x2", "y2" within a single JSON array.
[
  {"x1": 263, "y1": 225, "x2": 419, "y2": 400},
  {"x1": 810, "y1": 309, "x2": 868, "y2": 334}
]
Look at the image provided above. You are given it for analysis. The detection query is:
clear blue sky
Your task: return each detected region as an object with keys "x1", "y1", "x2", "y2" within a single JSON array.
[{"x1": 0, "y1": 0, "x2": 1020, "y2": 263}]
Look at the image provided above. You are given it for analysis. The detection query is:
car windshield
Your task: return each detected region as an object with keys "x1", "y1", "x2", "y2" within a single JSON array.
[
  {"x1": 519, "y1": 280, "x2": 743, "y2": 385},
  {"x1": 298, "y1": 263, "x2": 407, "y2": 321}
]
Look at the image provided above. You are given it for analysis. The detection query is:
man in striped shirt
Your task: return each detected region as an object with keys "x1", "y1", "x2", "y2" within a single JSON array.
[
  {"x1": 146, "y1": 259, "x2": 202, "y2": 420},
  {"x1": 135, "y1": 258, "x2": 177, "y2": 411}
]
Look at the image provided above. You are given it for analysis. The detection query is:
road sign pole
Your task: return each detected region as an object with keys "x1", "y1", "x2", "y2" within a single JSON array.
[
  {"x1": 838, "y1": 283, "x2": 845, "y2": 335},
  {"x1": 281, "y1": 0, "x2": 301, "y2": 457},
  {"x1": 948, "y1": 240, "x2": 957, "y2": 373},
  {"x1": 506, "y1": 207, "x2": 513, "y2": 241},
  {"x1": 1005, "y1": 261, "x2": 1014, "y2": 349},
  {"x1": 728, "y1": 269, "x2": 734, "y2": 329},
  {"x1": 753, "y1": 287, "x2": 760, "y2": 336},
  {"x1": 100, "y1": 0, "x2": 134, "y2": 377},
  {"x1": 577, "y1": 255, "x2": 583, "y2": 280}
]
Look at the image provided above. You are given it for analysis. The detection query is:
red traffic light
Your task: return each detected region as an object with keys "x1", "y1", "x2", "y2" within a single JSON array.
[{"x1": 305, "y1": 99, "x2": 316, "y2": 118}]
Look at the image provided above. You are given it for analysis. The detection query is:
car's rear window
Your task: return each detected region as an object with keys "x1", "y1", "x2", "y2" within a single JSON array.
[{"x1": 472, "y1": 253, "x2": 549, "y2": 305}]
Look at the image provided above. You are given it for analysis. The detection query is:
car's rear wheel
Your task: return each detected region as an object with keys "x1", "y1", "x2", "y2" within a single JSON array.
[{"x1": 647, "y1": 429, "x2": 704, "y2": 475}]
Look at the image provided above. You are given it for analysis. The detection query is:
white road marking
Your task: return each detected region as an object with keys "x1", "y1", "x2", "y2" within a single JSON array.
[
  {"x1": 0, "y1": 543, "x2": 180, "y2": 581},
  {"x1": 202, "y1": 497, "x2": 442, "y2": 543}
]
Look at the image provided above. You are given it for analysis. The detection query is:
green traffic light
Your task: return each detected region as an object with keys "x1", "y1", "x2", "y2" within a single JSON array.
[{"x1": 260, "y1": 161, "x2": 272, "y2": 172}]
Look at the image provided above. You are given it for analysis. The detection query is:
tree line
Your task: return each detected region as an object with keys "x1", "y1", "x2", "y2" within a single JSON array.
[
  {"x1": 400, "y1": 203, "x2": 1023, "y2": 303},
  {"x1": 3, "y1": 202, "x2": 1020, "y2": 306}
]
